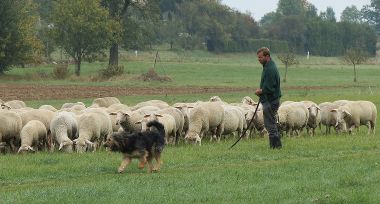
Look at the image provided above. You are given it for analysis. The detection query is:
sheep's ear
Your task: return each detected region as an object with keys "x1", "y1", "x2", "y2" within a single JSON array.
[
  {"x1": 154, "y1": 113, "x2": 163, "y2": 117},
  {"x1": 188, "y1": 106, "x2": 194, "y2": 109},
  {"x1": 59, "y1": 143, "x2": 64, "y2": 150},
  {"x1": 174, "y1": 106, "x2": 182, "y2": 110},
  {"x1": 330, "y1": 109, "x2": 337, "y2": 112},
  {"x1": 144, "y1": 114, "x2": 151, "y2": 118},
  {"x1": 135, "y1": 120, "x2": 142, "y2": 124},
  {"x1": 109, "y1": 112, "x2": 117, "y2": 116}
]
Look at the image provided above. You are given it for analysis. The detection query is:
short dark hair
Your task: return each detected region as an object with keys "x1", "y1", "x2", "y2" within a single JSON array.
[{"x1": 257, "y1": 47, "x2": 270, "y2": 56}]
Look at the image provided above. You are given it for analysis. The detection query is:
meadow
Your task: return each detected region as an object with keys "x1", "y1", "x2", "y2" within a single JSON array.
[{"x1": 0, "y1": 50, "x2": 379, "y2": 203}]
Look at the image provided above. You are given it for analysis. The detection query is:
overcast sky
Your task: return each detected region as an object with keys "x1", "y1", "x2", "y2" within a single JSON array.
[{"x1": 221, "y1": 0, "x2": 371, "y2": 21}]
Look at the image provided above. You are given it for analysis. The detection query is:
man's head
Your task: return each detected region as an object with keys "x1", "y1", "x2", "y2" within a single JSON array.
[{"x1": 257, "y1": 47, "x2": 271, "y2": 65}]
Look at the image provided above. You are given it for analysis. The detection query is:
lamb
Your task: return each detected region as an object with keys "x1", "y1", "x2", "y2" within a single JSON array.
[
  {"x1": 50, "y1": 111, "x2": 78, "y2": 152},
  {"x1": 334, "y1": 100, "x2": 377, "y2": 134},
  {"x1": 184, "y1": 102, "x2": 225, "y2": 145},
  {"x1": 221, "y1": 105, "x2": 246, "y2": 138},
  {"x1": 301, "y1": 101, "x2": 321, "y2": 136},
  {"x1": 278, "y1": 102, "x2": 309, "y2": 136},
  {"x1": 0, "y1": 110, "x2": 23, "y2": 153},
  {"x1": 137, "y1": 113, "x2": 177, "y2": 144},
  {"x1": 74, "y1": 111, "x2": 113, "y2": 153},
  {"x1": 131, "y1": 100, "x2": 169, "y2": 110},
  {"x1": 1, "y1": 100, "x2": 27, "y2": 109},
  {"x1": 18, "y1": 120, "x2": 48, "y2": 153},
  {"x1": 91, "y1": 97, "x2": 121, "y2": 108}
]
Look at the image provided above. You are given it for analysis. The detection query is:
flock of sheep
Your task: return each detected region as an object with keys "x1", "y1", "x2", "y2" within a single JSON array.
[{"x1": 0, "y1": 96, "x2": 377, "y2": 154}]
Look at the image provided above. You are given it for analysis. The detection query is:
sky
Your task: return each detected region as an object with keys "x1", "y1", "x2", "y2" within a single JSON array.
[{"x1": 221, "y1": 0, "x2": 371, "y2": 21}]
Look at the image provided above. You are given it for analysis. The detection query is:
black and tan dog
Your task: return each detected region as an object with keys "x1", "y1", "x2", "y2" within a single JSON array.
[{"x1": 104, "y1": 121, "x2": 165, "y2": 173}]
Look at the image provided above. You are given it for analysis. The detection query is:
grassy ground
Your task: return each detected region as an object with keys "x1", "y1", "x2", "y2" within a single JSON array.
[
  {"x1": 1, "y1": 135, "x2": 379, "y2": 203},
  {"x1": 1, "y1": 50, "x2": 380, "y2": 203}
]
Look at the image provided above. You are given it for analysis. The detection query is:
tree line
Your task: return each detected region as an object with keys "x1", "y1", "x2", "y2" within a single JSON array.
[{"x1": 0, "y1": 0, "x2": 379, "y2": 75}]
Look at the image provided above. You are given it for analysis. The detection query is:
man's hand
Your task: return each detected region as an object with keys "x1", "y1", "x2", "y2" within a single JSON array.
[{"x1": 255, "y1": 88, "x2": 262, "y2": 96}]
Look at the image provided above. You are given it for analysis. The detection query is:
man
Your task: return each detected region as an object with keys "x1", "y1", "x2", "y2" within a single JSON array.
[{"x1": 255, "y1": 47, "x2": 282, "y2": 149}]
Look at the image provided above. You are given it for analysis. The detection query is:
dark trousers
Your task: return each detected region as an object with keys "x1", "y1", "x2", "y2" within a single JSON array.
[{"x1": 262, "y1": 98, "x2": 282, "y2": 148}]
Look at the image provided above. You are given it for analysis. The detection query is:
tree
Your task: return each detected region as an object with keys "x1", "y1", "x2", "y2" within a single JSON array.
[
  {"x1": 361, "y1": 0, "x2": 380, "y2": 33},
  {"x1": 344, "y1": 48, "x2": 368, "y2": 82},
  {"x1": 277, "y1": 52, "x2": 298, "y2": 82},
  {"x1": 0, "y1": 0, "x2": 42, "y2": 74},
  {"x1": 320, "y1": 7, "x2": 336, "y2": 22},
  {"x1": 51, "y1": 0, "x2": 120, "y2": 76},
  {"x1": 341, "y1": 6, "x2": 362, "y2": 23},
  {"x1": 277, "y1": 0, "x2": 306, "y2": 16}
]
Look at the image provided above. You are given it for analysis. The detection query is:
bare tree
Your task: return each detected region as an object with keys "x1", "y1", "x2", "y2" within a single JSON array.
[
  {"x1": 344, "y1": 48, "x2": 368, "y2": 82},
  {"x1": 277, "y1": 52, "x2": 298, "y2": 83}
]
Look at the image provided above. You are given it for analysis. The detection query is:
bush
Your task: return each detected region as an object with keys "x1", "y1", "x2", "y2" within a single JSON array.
[
  {"x1": 52, "y1": 63, "x2": 70, "y2": 79},
  {"x1": 99, "y1": 65, "x2": 124, "y2": 79}
]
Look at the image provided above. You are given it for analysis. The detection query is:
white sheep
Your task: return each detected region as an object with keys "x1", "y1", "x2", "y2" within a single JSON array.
[
  {"x1": 131, "y1": 100, "x2": 169, "y2": 110},
  {"x1": 0, "y1": 110, "x2": 23, "y2": 153},
  {"x1": 1, "y1": 100, "x2": 26, "y2": 109},
  {"x1": 61, "y1": 102, "x2": 85, "y2": 109},
  {"x1": 301, "y1": 100, "x2": 321, "y2": 136},
  {"x1": 319, "y1": 102, "x2": 342, "y2": 134},
  {"x1": 114, "y1": 106, "x2": 160, "y2": 133},
  {"x1": 209, "y1": 96, "x2": 229, "y2": 104},
  {"x1": 241, "y1": 96, "x2": 256, "y2": 106},
  {"x1": 106, "y1": 103, "x2": 130, "y2": 132},
  {"x1": 156, "y1": 107, "x2": 185, "y2": 143},
  {"x1": 91, "y1": 97, "x2": 121, "y2": 108},
  {"x1": 333, "y1": 100, "x2": 349, "y2": 106},
  {"x1": 334, "y1": 100, "x2": 377, "y2": 134},
  {"x1": 184, "y1": 102, "x2": 225, "y2": 145},
  {"x1": 278, "y1": 102, "x2": 309, "y2": 136},
  {"x1": 50, "y1": 111, "x2": 78, "y2": 152},
  {"x1": 138, "y1": 113, "x2": 177, "y2": 144},
  {"x1": 18, "y1": 120, "x2": 48, "y2": 153},
  {"x1": 74, "y1": 111, "x2": 113, "y2": 153},
  {"x1": 221, "y1": 105, "x2": 246, "y2": 138},
  {"x1": 39, "y1": 105, "x2": 58, "y2": 112}
]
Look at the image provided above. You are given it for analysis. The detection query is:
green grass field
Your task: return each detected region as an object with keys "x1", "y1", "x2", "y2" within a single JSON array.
[{"x1": 1, "y1": 50, "x2": 379, "y2": 203}]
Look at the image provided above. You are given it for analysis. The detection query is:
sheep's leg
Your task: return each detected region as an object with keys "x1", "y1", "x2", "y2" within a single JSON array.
[{"x1": 366, "y1": 121, "x2": 371, "y2": 135}]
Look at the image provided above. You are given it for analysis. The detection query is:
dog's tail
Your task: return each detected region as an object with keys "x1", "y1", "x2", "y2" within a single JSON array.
[{"x1": 147, "y1": 120, "x2": 165, "y2": 137}]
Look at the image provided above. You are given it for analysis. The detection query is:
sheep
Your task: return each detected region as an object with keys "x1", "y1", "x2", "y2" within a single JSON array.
[
  {"x1": 131, "y1": 100, "x2": 169, "y2": 110},
  {"x1": 334, "y1": 100, "x2": 377, "y2": 134},
  {"x1": 156, "y1": 107, "x2": 185, "y2": 144},
  {"x1": 172, "y1": 103, "x2": 192, "y2": 136},
  {"x1": 319, "y1": 102, "x2": 343, "y2": 134},
  {"x1": 241, "y1": 96, "x2": 256, "y2": 106},
  {"x1": 221, "y1": 105, "x2": 246, "y2": 138},
  {"x1": 114, "y1": 106, "x2": 160, "y2": 133},
  {"x1": 91, "y1": 97, "x2": 121, "y2": 108},
  {"x1": 301, "y1": 101, "x2": 321, "y2": 136},
  {"x1": 278, "y1": 102, "x2": 309, "y2": 136},
  {"x1": 50, "y1": 111, "x2": 78, "y2": 152},
  {"x1": 137, "y1": 113, "x2": 177, "y2": 145},
  {"x1": 0, "y1": 110, "x2": 23, "y2": 153},
  {"x1": 209, "y1": 96, "x2": 229, "y2": 104},
  {"x1": 18, "y1": 120, "x2": 48, "y2": 153},
  {"x1": 184, "y1": 102, "x2": 225, "y2": 145},
  {"x1": 39, "y1": 105, "x2": 58, "y2": 112},
  {"x1": 1, "y1": 100, "x2": 27, "y2": 109},
  {"x1": 61, "y1": 102, "x2": 85, "y2": 109},
  {"x1": 333, "y1": 100, "x2": 349, "y2": 106},
  {"x1": 106, "y1": 103, "x2": 130, "y2": 132},
  {"x1": 74, "y1": 111, "x2": 113, "y2": 153},
  {"x1": 245, "y1": 108, "x2": 266, "y2": 137}
]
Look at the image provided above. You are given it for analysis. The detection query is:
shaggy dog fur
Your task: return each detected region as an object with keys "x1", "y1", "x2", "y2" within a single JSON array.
[{"x1": 104, "y1": 121, "x2": 165, "y2": 173}]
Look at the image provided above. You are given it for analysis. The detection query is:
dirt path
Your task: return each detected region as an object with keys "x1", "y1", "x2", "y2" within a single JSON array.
[{"x1": 0, "y1": 83, "x2": 351, "y2": 101}]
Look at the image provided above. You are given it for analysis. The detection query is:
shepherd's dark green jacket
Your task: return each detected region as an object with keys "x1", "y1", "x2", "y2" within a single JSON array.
[{"x1": 259, "y1": 59, "x2": 281, "y2": 103}]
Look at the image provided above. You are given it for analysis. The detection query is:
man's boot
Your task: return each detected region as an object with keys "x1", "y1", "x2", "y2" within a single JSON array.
[
  {"x1": 273, "y1": 136, "x2": 282, "y2": 149},
  {"x1": 269, "y1": 137, "x2": 275, "y2": 149}
]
